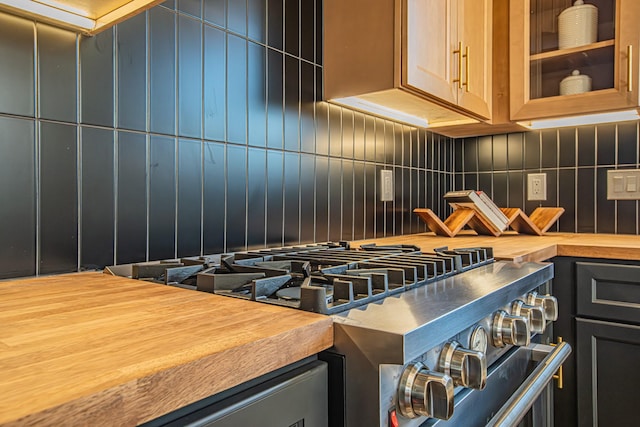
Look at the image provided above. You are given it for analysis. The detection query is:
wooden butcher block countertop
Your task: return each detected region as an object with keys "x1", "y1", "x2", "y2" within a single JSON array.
[
  {"x1": 352, "y1": 231, "x2": 640, "y2": 263},
  {"x1": 0, "y1": 272, "x2": 333, "y2": 426}
]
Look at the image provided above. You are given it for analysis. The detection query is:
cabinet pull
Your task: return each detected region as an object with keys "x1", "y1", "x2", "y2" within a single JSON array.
[
  {"x1": 453, "y1": 41, "x2": 463, "y2": 89},
  {"x1": 463, "y1": 46, "x2": 470, "y2": 92},
  {"x1": 627, "y1": 45, "x2": 633, "y2": 93},
  {"x1": 551, "y1": 336, "x2": 564, "y2": 390}
]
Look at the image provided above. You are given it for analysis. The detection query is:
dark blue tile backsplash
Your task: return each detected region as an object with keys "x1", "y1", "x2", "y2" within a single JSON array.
[{"x1": 0, "y1": 1, "x2": 453, "y2": 279}]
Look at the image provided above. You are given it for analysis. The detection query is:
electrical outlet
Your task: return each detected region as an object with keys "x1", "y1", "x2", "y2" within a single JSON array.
[
  {"x1": 527, "y1": 173, "x2": 547, "y2": 201},
  {"x1": 607, "y1": 169, "x2": 640, "y2": 199},
  {"x1": 380, "y1": 170, "x2": 394, "y2": 201}
]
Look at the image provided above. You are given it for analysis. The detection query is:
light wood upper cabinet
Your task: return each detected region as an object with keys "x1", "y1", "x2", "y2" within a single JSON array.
[
  {"x1": 324, "y1": 0, "x2": 493, "y2": 130},
  {"x1": 404, "y1": 0, "x2": 493, "y2": 119},
  {"x1": 510, "y1": 0, "x2": 640, "y2": 121}
]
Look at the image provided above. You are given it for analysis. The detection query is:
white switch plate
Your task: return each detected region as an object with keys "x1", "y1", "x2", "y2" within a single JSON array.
[
  {"x1": 527, "y1": 173, "x2": 547, "y2": 201},
  {"x1": 607, "y1": 169, "x2": 640, "y2": 200},
  {"x1": 380, "y1": 170, "x2": 394, "y2": 201}
]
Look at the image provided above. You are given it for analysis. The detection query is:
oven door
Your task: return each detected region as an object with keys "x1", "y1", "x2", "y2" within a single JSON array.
[{"x1": 426, "y1": 341, "x2": 571, "y2": 427}]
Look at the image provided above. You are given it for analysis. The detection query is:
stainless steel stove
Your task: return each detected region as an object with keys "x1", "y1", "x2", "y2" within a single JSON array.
[{"x1": 107, "y1": 242, "x2": 570, "y2": 427}]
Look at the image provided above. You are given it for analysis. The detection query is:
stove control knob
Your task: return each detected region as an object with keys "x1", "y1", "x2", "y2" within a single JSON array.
[
  {"x1": 526, "y1": 291, "x2": 558, "y2": 322},
  {"x1": 438, "y1": 341, "x2": 487, "y2": 390},
  {"x1": 398, "y1": 362, "x2": 455, "y2": 420},
  {"x1": 511, "y1": 299, "x2": 546, "y2": 334},
  {"x1": 492, "y1": 310, "x2": 530, "y2": 347}
]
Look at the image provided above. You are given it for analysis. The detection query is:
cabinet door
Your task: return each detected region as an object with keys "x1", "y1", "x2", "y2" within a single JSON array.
[
  {"x1": 576, "y1": 318, "x2": 640, "y2": 426},
  {"x1": 510, "y1": 0, "x2": 640, "y2": 121},
  {"x1": 457, "y1": 0, "x2": 492, "y2": 118},
  {"x1": 404, "y1": 0, "x2": 458, "y2": 105}
]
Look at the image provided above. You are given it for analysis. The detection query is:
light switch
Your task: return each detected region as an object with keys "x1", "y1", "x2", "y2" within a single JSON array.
[
  {"x1": 380, "y1": 169, "x2": 394, "y2": 201},
  {"x1": 626, "y1": 176, "x2": 637, "y2": 192},
  {"x1": 607, "y1": 169, "x2": 640, "y2": 200}
]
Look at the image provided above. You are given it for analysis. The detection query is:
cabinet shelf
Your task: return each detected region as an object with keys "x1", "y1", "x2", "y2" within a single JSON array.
[{"x1": 530, "y1": 39, "x2": 615, "y2": 62}]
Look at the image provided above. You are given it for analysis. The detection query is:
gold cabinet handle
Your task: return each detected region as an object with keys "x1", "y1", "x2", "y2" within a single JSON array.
[
  {"x1": 551, "y1": 336, "x2": 564, "y2": 389},
  {"x1": 453, "y1": 41, "x2": 463, "y2": 89},
  {"x1": 627, "y1": 45, "x2": 633, "y2": 93},
  {"x1": 463, "y1": 45, "x2": 470, "y2": 92}
]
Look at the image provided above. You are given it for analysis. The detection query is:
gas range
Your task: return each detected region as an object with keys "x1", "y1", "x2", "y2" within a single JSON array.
[{"x1": 107, "y1": 242, "x2": 570, "y2": 427}]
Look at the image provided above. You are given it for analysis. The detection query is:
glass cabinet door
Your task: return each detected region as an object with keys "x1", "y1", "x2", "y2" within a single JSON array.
[{"x1": 510, "y1": 0, "x2": 639, "y2": 121}]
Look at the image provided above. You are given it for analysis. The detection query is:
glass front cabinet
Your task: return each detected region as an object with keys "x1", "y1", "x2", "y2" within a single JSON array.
[{"x1": 509, "y1": 0, "x2": 640, "y2": 120}]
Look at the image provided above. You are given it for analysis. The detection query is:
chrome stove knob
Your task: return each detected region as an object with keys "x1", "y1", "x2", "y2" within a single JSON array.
[
  {"x1": 526, "y1": 291, "x2": 558, "y2": 322},
  {"x1": 492, "y1": 310, "x2": 530, "y2": 347},
  {"x1": 511, "y1": 299, "x2": 546, "y2": 334},
  {"x1": 398, "y1": 362, "x2": 455, "y2": 420},
  {"x1": 438, "y1": 341, "x2": 487, "y2": 390}
]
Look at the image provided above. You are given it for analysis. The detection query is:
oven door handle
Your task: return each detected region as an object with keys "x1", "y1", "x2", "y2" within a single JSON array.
[{"x1": 486, "y1": 341, "x2": 571, "y2": 427}]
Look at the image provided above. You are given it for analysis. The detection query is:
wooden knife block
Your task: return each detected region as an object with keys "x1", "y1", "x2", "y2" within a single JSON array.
[{"x1": 414, "y1": 207, "x2": 565, "y2": 237}]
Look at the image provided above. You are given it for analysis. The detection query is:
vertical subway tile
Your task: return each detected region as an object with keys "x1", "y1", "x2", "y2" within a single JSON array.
[
  {"x1": 524, "y1": 131, "x2": 541, "y2": 170},
  {"x1": 266, "y1": 150, "x2": 284, "y2": 246},
  {"x1": 227, "y1": 34, "x2": 247, "y2": 144},
  {"x1": 492, "y1": 135, "x2": 508, "y2": 171},
  {"x1": 375, "y1": 118, "x2": 386, "y2": 164},
  {"x1": 463, "y1": 137, "x2": 478, "y2": 172},
  {"x1": 478, "y1": 172, "x2": 492, "y2": 196},
  {"x1": 464, "y1": 173, "x2": 478, "y2": 194},
  {"x1": 597, "y1": 124, "x2": 616, "y2": 165},
  {"x1": 248, "y1": 0, "x2": 267, "y2": 43},
  {"x1": 177, "y1": 138, "x2": 202, "y2": 257},
  {"x1": 40, "y1": 122, "x2": 77, "y2": 274},
  {"x1": 267, "y1": 49, "x2": 284, "y2": 149},
  {"x1": 300, "y1": 154, "x2": 316, "y2": 242},
  {"x1": 342, "y1": 160, "x2": 354, "y2": 241},
  {"x1": 204, "y1": 0, "x2": 226, "y2": 27},
  {"x1": 577, "y1": 126, "x2": 596, "y2": 166},
  {"x1": 284, "y1": 152, "x2": 300, "y2": 245},
  {"x1": 116, "y1": 131, "x2": 147, "y2": 264},
  {"x1": 596, "y1": 167, "x2": 615, "y2": 233},
  {"x1": 248, "y1": 41, "x2": 267, "y2": 147},
  {"x1": 162, "y1": 1, "x2": 176, "y2": 9},
  {"x1": 284, "y1": 0, "x2": 299, "y2": 56},
  {"x1": 315, "y1": 0, "x2": 323, "y2": 65},
  {"x1": 353, "y1": 112, "x2": 366, "y2": 161},
  {"x1": 227, "y1": 145, "x2": 247, "y2": 251},
  {"x1": 508, "y1": 171, "x2": 524, "y2": 209},
  {"x1": 329, "y1": 104, "x2": 343, "y2": 157},
  {"x1": 81, "y1": 127, "x2": 115, "y2": 269},
  {"x1": 365, "y1": 116, "x2": 376, "y2": 162},
  {"x1": 542, "y1": 169, "x2": 558, "y2": 210},
  {"x1": 353, "y1": 162, "x2": 366, "y2": 239},
  {"x1": 314, "y1": 101, "x2": 329, "y2": 156},
  {"x1": 617, "y1": 121, "x2": 638, "y2": 165},
  {"x1": 0, "y1": 117, "x2": 35, "y2": 279},
  {"x1": 178, "y1": 15, "x2": 203, "y2": 138},
  {"x1": 393, "y1": 167, "x2": 403, "y2": 230},
  {"x1": 300, "y1": 0, "x2": 315, "y2": 62},
  {"x1": 507, "y1": 133, "x2": 524, "y2": 170},
  {"x1": 316, "y1": 156, "x2": 330, "y2": 241},
  {"x1": 376, "y1": 165, "x2": 386, "y2": 236},
  {"x1": 204, "y1": 25, "x2": 226, "y2": 142},
  {"x1": 247, "y1": 148, "x2": 267, "y2": 248},
  {"x1": 617, "y1": 200, "x2": 637, "y2": 234},
  {"x1": 37, "y1": 24, "x2": 77, "y2": 122},
  {"x1": 203, "y1": 141, "x2": 226, "y2": 253},
  {"x1": 300, "y1": 61, "x2": 315, "y2": 153},
  {"x1": 558, "y1": 169, "x2": 576, "y2": 232},
  {"x1": 577, "y1": 168, "x2": 595, "y2": 233},
  {"x1": 330, "y1": 158, "x2": 343, "y2": 241},
  {"x1": 383, "y1": 120, "x2": 394, "y2": 165},
  {"x1": 341, "y1": 109, "x2": 355, "y2": 159},
  {"x1": 117, "y1": 13, "x2": 147, "y2": 131},
  {"x1": 366, "y1": 163, "x2": 377, "y2": 237},
  {"x1": 284, "y1": 55, "x2": 300, "y2": 151},
  {"x1": 541, "y1": 129, "x2": 557, "y2": 169},
  {"x1": 0, "y1": 12, "x2": 34, "y2": 117},
  {"x1": 267, "y1": 0, "x2": 283, "y2": 50},
  {"x1": 178, "y1": 0, "x2": 202, "y2": 18},
  {"x1": 393, "y1": 124, "x2": 403, "y2": 166},
  {"x1": 417, "y1": 130, "x2": 426, "y2": 169},
  {"x1": 228, "y1": 0, "x2": 247, "y2": 35},
  {"x1": 149, "y1": 7, "x2": 176, "y2": 136},
  {"x1": 409, "y1": 168, "x2": 419, "y2": 233},
  {"x1": 149, "y1": 135, "x2": 176, "y2": 261},
  {"x1": 492, "y1": 172, "x2": 508, "y2": 207},
  {"x1": 477, "y1": 136, "x2": 492, "y2": 171},
  {"x1": 558, "y1": 128, "x2": 576, "y2": 167},
  {"x1": 80, "y1": 28, "x2": 114, "y2": 127},
  {"x1": 417, "y1": 168, "x2": 426, "y2": 216}
]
